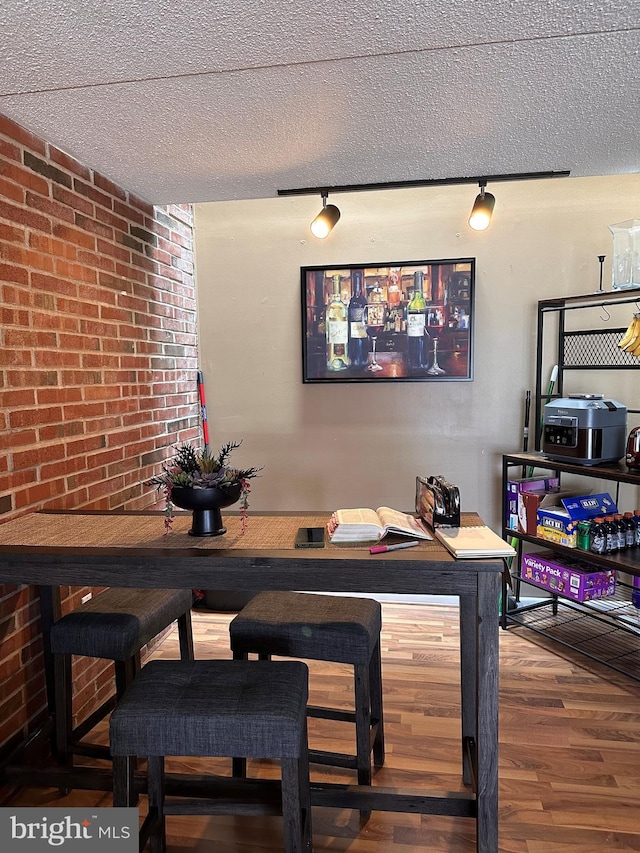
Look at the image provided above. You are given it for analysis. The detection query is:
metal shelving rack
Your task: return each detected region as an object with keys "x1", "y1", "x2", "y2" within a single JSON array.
[{"x1": 503, "y1": 289, "x2": 640, "y2": 679}]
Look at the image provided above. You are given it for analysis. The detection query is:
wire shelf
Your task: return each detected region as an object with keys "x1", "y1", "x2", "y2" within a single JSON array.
[
  {"x1": 562, "y1": 328, "x2": 640, "y2": 369},
  {"x1": 507, "y1": 583, "x2": 640, "y2": 681}
]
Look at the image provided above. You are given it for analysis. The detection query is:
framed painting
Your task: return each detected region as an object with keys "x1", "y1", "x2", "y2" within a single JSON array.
[{"x1": 301, "y1": 258, "x2": 474, "y2": 383}]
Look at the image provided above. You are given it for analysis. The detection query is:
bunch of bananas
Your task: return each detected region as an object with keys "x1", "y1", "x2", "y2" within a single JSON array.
[{"x1": 618, "y1": 313, "x2": 640, "y2": 358}]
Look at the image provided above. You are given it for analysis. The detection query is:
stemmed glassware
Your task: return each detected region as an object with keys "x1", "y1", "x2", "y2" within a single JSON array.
[
  {"x1": 364, "y1": 299, "x2": 387, "y2": 372},
  {"x1": 426, "y1": 305, "x2": 446, "y2": 375}
]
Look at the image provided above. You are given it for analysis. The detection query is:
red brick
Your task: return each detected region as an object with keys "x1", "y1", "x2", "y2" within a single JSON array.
[
  {"x1": 48, "y1": 146, "x2": 91, "y2": 180},
  {"x1": 0, "y1": 348, "x2": 32, "y2": 367},
  {"x1": 0, "y1": 175, "x2": 25, "y2": 203},
  {"x1": 73, "y1": 178, "x2": 113, "y2": 210},
  {"x1": 0, "y1": 115, "x2": 47, "y2": 155},
  {"x1": 52, "y1": 183, "x2": 94, "y2": 216},
  {"x1": 0, "y1": 199, "x2": 51, "y2": 233},
  {"x1": 9, "y1": 406, "x2": 63, "y2": 428},
  {"x1": 0, "y1": 388, "x2": 36, "y2": 409},
  {"x1": 78, "y1": 282, "x2": 116, "y2": 306},
  {"x1": 36, "y1": 386, "x2": 83, "y2": 405},
  {"x1": 30, "y1": 271, "x2": 78, "y2": 296},
  {"x1": 76, "y1": 249, "x2": 116, "y2": 273},
  {"x1": 130, "y1": 252, "x2": 156, "y2": 273},
  {"x1": 113, "y1": 199, "x2": 145, "y2": 226},
  {"x1": 26, "y1": 190, "x2": 75, "y2": 223},
  {"x1": 38, "y1": 421, "x2": 85, "y2": 442},
  {"x1": 0, "y1": 137, "x2": 21, "y2": 162},
  {"x1": 51, "y1": 222, "x2": 96, "y2": 250},
  {"x1": 127, "y1": 192, "x2": 155, "y2": 217},
  {"x1": 29, "y1": 232, "x2": 78, "y2": 261},
  {"x1": 59, "y1": 370, "x2": 103, "y2": 386},
  {"x1": 96, "y1": 239, "x2": 131, "y2": 263},
  {"x1": 18, "y1": 479, "x2": 66, "y2": 507},
  {"x1": 1, "y1": 161, "x2": 50, "y2": 196},
  {"x1": 0, "y1": 221, "x2": 25, "y2": 243},
  {"x1": 0, "y1": 243, "x2": 55, "y2": 274},
  {"x1": 95, "y1": 206, "x2": 128, "y2": 233},
  {"x1": 34, "y1": 349, "x2": 81, "y2": 368},
  {"x1": 57, "y1": 297, "x2": 99, "y2": 318},
  {"x1": 31, "y1": 311, "x2": 80, "y2": 333},
  {"x1": 0, "y1": 261, "x2": 29, "y2": 285},
  {"x1": 41, "y1": 456, "x2": 88, "y2": 481},
  {"x1": 58, "y1": 333, "x2": 101, "y2": 351},
  {"x1": 0, "y1": 306, "x2": 29, "y2": 326},
  {"x1": 0, "y1": 428, "x2": 37, "y2": 448},
  {"x1": 93, "y1": 172, "x2": 127, "y2": 200},
  {"x1": 115, "y1": 261, "x2": 146, "y2": 284},
  {"x1": 13, "y1": 444, "x2": 66, "y2": 471}
]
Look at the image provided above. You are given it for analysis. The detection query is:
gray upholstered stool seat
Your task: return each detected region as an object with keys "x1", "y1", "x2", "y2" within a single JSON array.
[
  {"x1": 110, "y1": 659, "x2": 312, "y2": 853},
  {"x1": 49, "y1": 587, "x2": 194, "y2": 763},
  {"x1": 229, "y1": 591, "x2": 385, "y2": 786}
]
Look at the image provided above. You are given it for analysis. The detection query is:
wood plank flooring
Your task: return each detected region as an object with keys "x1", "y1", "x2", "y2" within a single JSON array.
[{"x1": 5, "y1": 602, "x2": 640, "y2": 852}]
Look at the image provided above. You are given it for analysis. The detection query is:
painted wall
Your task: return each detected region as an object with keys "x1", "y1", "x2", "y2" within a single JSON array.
[{"x1": 194, "y1": 176, "x2": 640, "y2": 527}]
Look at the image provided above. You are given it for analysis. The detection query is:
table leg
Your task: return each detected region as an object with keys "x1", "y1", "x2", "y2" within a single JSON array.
[{"x1": 475, "y1": 570, "x2": 500, "y2": 853}]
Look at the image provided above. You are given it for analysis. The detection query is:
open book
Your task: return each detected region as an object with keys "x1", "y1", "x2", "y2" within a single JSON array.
[
  {"x1": 434, "y1": 525, "x2": 516, "y2": 558},
  {"x1": 328, "y1": 507, "x2": 432, "y2": 544}
]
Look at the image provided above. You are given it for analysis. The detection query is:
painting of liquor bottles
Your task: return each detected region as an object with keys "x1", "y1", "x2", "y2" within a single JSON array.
[{"x1": 301, "y1": 258, "x2": 474, "y2": 383}]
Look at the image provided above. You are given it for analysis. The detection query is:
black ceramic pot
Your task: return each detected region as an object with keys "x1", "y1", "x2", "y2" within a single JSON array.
[{"x1": 170, "y1": 483, "x2": 242, "y2": 536}]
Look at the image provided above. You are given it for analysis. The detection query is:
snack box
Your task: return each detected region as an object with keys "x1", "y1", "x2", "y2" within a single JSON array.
[
  {"x1": 505, "y1": 476, "x2": 559, "y2": 530},
  {"x1": 521, "y1": 551, "x2": 617, "y2": 602},
  {"x1": 536, "y1": 492, "x2": 618, "y2": 548},
  {"x1": 518, "y1": 489, "x2": 584, "y2": 535}
]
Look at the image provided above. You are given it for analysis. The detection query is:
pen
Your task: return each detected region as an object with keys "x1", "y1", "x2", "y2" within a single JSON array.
[{"x1": 369, "y1": 540, "x2": 420, "y2": 554}]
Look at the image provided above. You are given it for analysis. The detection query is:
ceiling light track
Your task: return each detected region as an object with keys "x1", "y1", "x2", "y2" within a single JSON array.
[
  {"x1": 277, "y1": 170, "x2": 570, "y2": 197},
  {"x1": 279, "y1": 170, "x2": 570, "y2": 236}
]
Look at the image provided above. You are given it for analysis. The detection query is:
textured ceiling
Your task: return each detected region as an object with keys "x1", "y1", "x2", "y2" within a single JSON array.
[{"x1": 1, "y1": 1, "x2": 639, "y2": 204}]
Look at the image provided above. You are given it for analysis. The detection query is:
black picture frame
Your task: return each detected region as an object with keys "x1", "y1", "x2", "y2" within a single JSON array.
[{"x1": 301, "y1": 258, "x2": 475, "y2": 383}]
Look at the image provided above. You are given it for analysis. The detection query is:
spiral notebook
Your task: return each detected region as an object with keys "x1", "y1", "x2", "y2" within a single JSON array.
[{"x1": 434, "y1": 525, "x2": 516, "y2": 558}]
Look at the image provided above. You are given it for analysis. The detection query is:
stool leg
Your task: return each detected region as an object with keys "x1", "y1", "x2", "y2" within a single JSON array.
[
  {"x1": 115, "y1": 656, "x2": 138, "y2": 697},
  {"x1": 354, "y1": 663, "x2": 371, "y2": 787},
  {"x1": 113, "y1": 755, "x2": 135, "y2": 807},
  {"x1": 177, "y1": 611, "x2": 194, "y2": 661},
  {"x1": 232, "y1": 649, "x2": 248, "y2": 777},
  {"x1": 369, "y1": 640, "x2": 385, "y2": 767},
  {"x1": 148, "y1": 755, "x2": 166, "y2": 853},
  {"x1": 53, "y1": 653, "x2": 73, "y2": 765},
  {"x1": 281, "y1": 750, "x2": 312, "y2": 853}
]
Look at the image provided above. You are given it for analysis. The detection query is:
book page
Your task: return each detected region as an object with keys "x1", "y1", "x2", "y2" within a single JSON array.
[
  {"x1": 435, "y1": 525, "x2": 515, "y2": 557},
  {"x1": 333, "y1": 508, "x2": 383, "y2": 529},
  {"x1": 376, "y1": 507, "x2": 431, "y2": 539}
]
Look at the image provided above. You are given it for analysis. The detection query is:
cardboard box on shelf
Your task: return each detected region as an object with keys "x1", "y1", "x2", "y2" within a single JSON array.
[
  {"x1": 536, "y1": 493, "x2": 618, "y2": 548},
  {"x1": 521, "y1": 551, "x2": 617, "y2": 602},
  {"x1": 518, "y1": 489, "x2": 585, "y2": 535},
  {"x1": 505, "y1": 475, "x2": 559, "y2": 531}
]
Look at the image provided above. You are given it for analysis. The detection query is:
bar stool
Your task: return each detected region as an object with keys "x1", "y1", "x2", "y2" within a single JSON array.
[
  {"x1": 229, "y1": 591, "x2": 384, "y2": 785},
  {"x1": 49, "y1": 587, "x2": 194, "y2": 763},
  {"x1": 110, "y1": 659, "x2": 312, "y2": 853}
]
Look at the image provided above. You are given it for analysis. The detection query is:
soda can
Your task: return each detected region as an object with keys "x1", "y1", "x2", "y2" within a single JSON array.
[{"x1": 577, "y1": 520, "x2": 592, "y2": 551}]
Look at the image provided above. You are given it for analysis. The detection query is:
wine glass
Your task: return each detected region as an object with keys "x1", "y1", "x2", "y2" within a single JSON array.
[
  {"x1": 426, "y1": 305, "x2": 446, "y2": 375},
  {"x1": 364, "y1": 302, "x2": 387, "y2": 372}
]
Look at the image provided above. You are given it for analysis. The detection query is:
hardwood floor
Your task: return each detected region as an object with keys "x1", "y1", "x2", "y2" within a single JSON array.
[{"x1": 5, "y1": 602, "x2": 640, "y2": 852}]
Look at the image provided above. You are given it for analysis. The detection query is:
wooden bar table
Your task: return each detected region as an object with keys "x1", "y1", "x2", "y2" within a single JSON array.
[{"x1": 0, "y1": 510, "x2": 502, "y2": 853}]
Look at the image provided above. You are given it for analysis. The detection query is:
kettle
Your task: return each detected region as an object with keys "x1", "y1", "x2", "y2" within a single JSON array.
[{"x1": 627, "y1": 427, "x2": 640, "y2": 469}]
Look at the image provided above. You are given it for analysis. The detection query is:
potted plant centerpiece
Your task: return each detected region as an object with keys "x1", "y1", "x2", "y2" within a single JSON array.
[{"x1": 147, "y1": 441, "x2": 261, "y2": 537}]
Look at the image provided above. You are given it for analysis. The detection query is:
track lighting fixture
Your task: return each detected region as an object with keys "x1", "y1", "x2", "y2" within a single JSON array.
[
  {"x1": 310, "y1": 192, "x2": 341, "y2": 239},
  {"x1": 468, "y1": 181, "x2": 496, "y2": 231},
  {"x1": 279, "y1": 170, "x2": 570, "y2": 234}
]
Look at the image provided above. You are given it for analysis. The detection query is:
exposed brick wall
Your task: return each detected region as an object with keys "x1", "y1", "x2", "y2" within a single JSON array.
[{"x1": 0, "y1": 113, "x2": 200, "y2": 754}]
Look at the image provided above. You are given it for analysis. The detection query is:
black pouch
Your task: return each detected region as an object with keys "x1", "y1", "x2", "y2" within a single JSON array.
[{"x1": 415, "y1": 475, "x2": 461, "y2": 528}]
